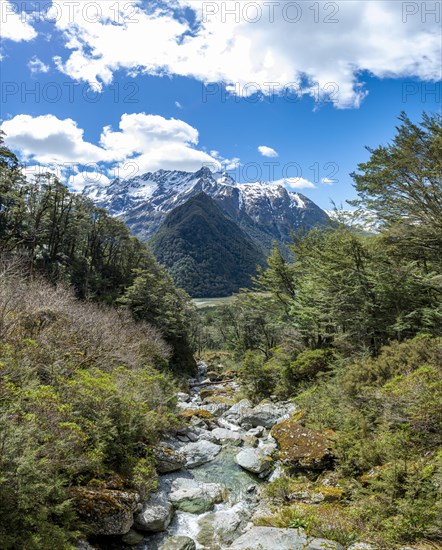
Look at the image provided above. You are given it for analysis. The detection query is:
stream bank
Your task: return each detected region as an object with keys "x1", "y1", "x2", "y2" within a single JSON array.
[{"x1": 82, "y1": 363, "x2": 366, "y2": 550}]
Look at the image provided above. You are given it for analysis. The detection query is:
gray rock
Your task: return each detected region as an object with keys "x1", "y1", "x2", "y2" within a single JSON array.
[
  {"x1": 186, "y1": 431, "x2": 199, "y2": 442},
  {"x1": 122, "y1": 528, "x2": 145, "y2": 545},
  {"x1": 181, "y1": 440, "x2": 222, "y2": 468},
  {"x1": 268, "y1": 463, "x2": 285, "y2": 482},
  {"x1": 176, "y1": 392, "x2": 190, "y2": 402},
  {"x1": 134, "y1": 489, "x2": 174, "y2": 532},
  {"x1": 258, "y1": 440, "x2": 278, "y2": 455},
  {"x1": 247, "y1": 426, "x2": 265, "y2": 437},
  {"x1": 198, "y1": 502, "x2": 250, "y2": 547},
  {"x1": 211, "y1": 427, "x2": 243, "y2": 446},
  {"x1": 153, "y1": 445, "x2": 185, "y2": 474},
  {"x1": 169, "y1": 478, "x2": 225, "y2": 514},
  {"x1": 243, "y1": 435, "x2": 258, "y2": 447},
  {"x1": 230, "y1": 526, "x2": 344, "y2": 549},
  {"x1": 227, "y1": 399, "x2": 253, "y2": 415},
  {"x1": 159, "y1": 535, "x2": 196, "y2": 550},
  {"x1": 202, "y1": 402, "x2": 231, "y2": 416},
  {"x1": 235, "y1": 448, "x2": 272, "y2": 475},
  {"x1": 240, "y1": 402, "x2": 296, "y2": 429},
  {"x1": 347, "y1": 545, "x2": 378, "y2": 550},
  {"x1": 189, "y1": 415, "x2": 208, "y2": 429},
  {"x1": 196, "y1": 428, "x2": 218, "y2": 443},
  {"x1": 217, "y1": 416, "x2": 243, "y2": 431}
]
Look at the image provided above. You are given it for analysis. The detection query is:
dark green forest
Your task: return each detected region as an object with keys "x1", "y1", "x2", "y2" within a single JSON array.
[{"x1": 150, "y1": 192, "x2": 266, "y2": 297}]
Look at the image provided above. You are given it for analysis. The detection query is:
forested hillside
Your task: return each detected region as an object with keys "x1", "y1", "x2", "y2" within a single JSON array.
[
  {"x1": 150, "y1": 193, "x2": 266, "y2": 297},
  {"x1": 0, "y1": 131, "x2": 196, "y2": 373},
  {"x1": 0, "y1": 132, "x2": 196, "y2": 548},
  {"x1": 196, "y1": 113, "x2": 442, "y2": 545}
]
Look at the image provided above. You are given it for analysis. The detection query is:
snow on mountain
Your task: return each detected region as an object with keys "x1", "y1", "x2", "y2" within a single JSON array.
[
  {"x1": 83, "y1": 167, "x2": 329, "y2": 249},
  {"x1": 325, "y1": 209, "x2": 380, "y2": 233}
]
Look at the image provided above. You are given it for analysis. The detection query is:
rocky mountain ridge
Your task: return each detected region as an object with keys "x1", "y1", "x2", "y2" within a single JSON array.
[{"x1": 83, "y1": 167, "x2": 329, "y2": 254}]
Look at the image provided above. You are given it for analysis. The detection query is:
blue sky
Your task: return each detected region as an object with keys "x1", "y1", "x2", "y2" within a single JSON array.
[{"x1": 1, "y1": 0, "x2": 441, "y2": 209}]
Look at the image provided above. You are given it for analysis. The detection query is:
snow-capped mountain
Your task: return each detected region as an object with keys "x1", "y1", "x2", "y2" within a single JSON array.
[
  {"x1": 325, "y1": 209, "x2": 380, "y2": 233},
  {"x1": 83, "y1": 167, "x2": 329, "y2": 252}
]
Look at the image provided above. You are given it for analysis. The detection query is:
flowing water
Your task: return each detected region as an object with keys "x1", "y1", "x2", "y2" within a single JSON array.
[{"x1": 141, "y1": 364, "x2": 264, "y2": 549}]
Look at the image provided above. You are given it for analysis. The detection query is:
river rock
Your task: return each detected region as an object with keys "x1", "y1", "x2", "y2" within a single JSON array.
[
  {"x1": 70, "y1": 487, "x2": 139, "y2": 536},
  {"x1": 211, "y1": 427, "x2": 243, "y2": 446},
  {"x1": 134, "y1": 489, "x2": 174, "y2": 532},
  {"x1": 177, "y1": 392, "x2": 190, "y2": 402},
  {"x1": 268, "y1": 463, "x2": 285, "y2": 481},
  {"x1": 159, "y1": 535, "x2": 196, "y2": 550},
  {"x1": 228, "y1": 398, "x2": 253, "y2": 415},
  {"x1": 239, "y1": 402, "x2": 296, "y2": 429},
  {"x1": 247, "y1": 426, "x2": 265, "y2": 437},
  {"x1": 235, "y1": 448, "x2": 272, "y2": 475},
  {"x1": 217, "y1": 416, "x2": 244, "y2": 432},
  {"x1": 195, "y1": 428, "x2": 218, "y2": 443},
  {"x1": 243, "y1": 435, "x2": 258, "y2": 447},
  {"x1": 122, "y1": 528, "x2": 145, "y2": 545},
  {"x1": 153, "y1": 445, "x2": 185, "y2": 474},
  {"x1": 230, "y1": 526, "x2": 344, "y2": 549},
  {"x1": 169, "y1": 478, "x2": 225, "y2": 513},
  {"x1": 181, "y1": 440, "x2": 222, "y2": 468},
  {"x1": 271, "y1": 419, "x2": 332, "y2": 469},
  {"x1": 198, "y1": 502, "x2": 250, "y2": 547},
  {"x1": 202, "y1": 402, "x2": 231, "y2": 416}
]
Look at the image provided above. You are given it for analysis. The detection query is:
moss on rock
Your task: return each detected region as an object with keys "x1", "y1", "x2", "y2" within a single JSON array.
[{"x1": 271, "y1": 418, "x2": 332, "y2": 469}]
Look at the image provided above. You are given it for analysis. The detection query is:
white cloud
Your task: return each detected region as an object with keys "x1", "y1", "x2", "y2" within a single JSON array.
[
  {"x1": 273, "y1": 177, "x2": 316, "y2": 190},
  {"x1": 28, "y1": 56, "x2": 50, "y2": 75},
  {"x1": 258, "y1": 145, "x2": 278, "y2": 158},
  {"x1": 50, "y1": 1, "x2": 441, "y2": 108},
  {"x1": 175, "y1": 101, "x2": 183, "y2": 109},
  {"x1": 0, "y1": 1, "x2": 37, "y2": 41},
  {"x1": 321, "y1": 177, "x2": 335, "y2": 185},
  {"x1": 1, "y1": 112, "x2": 220, "y2": 189},
  {"x1": 68, "y1": 170, "x2": 111, "y2": 192},
  {"x1": 1, "y1": 114, "x2": 104, "y2": 164}
]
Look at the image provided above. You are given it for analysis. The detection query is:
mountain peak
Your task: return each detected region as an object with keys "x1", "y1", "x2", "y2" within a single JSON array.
[
  {"x1": 150, "y1": 192, "x2": 265, "y2": 297},
  {"x1": 83, "y1": 167, "x2": 329, "y2": 248}
]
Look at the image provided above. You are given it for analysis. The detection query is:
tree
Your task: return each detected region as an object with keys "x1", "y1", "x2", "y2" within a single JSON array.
[
  {"x1": 351, "y1": 112, "x2": 442, "y2": 267},
  {"x1": 119, "y1": 268, "x2": 197, "y2": 375}
]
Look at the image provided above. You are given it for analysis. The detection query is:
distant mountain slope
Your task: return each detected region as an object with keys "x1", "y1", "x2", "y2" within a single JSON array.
[
  {"x1": 83, "y1": 167, "x2": 329, "y2": 255},
  {"x1": 149, "y1": 193, "x2": 266, "y2": 297}
]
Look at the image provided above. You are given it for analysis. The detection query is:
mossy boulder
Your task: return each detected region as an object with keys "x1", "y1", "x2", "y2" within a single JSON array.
[
  {"x1": 153, "y1": 445, "x2": 185, "y2": 474},
  {"x1": 271, "y1": 419, "x2": 332, "y2": 469},
  {"x1": 180, "y1": 409, "x2": 214, "y2": 421},
  {"x1": 70, "y1": 487, "x2": 139, "y2": 536},
  {"x1": 169, "y1": 478, "x2": 226, "y2": 514}
]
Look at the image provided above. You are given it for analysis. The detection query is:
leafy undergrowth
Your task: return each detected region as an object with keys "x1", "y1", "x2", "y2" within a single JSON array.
[
  {"x1": 0, "y1": 272, "x2": 179, "y2": 549},
  {"x1": 255, "y1": 337, "x2": 442, "y2": 546}
]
